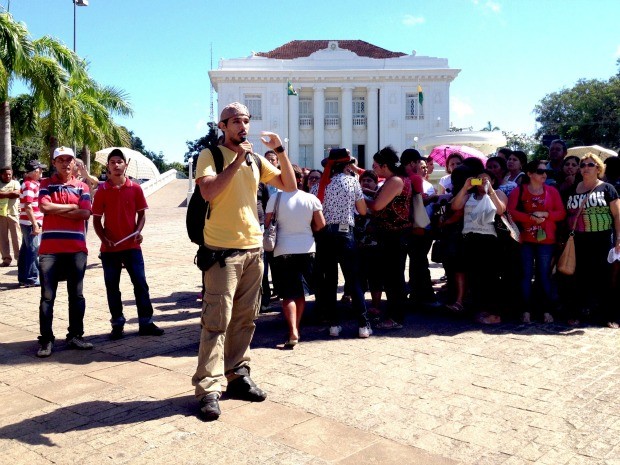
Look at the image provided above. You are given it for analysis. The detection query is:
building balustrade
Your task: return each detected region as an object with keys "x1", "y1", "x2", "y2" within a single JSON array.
[
  {"x1": 299, "y1": 117, "x2": 313, "y2": 128},
  {"x1": 324, "y1": 116, "x2": 340, "y2": 128},
  {"x1": 352, "y1": 116, "x2": 367, "y2": 127}
]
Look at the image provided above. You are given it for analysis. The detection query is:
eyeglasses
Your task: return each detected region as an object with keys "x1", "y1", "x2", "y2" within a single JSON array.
[
  {"x1": 580, "y1": 162, "x2": 596, "y2": 168},
  {"x1": 308, "y1": 176, "x2": 321, "y2": 181},
  {"x1": 534, "y1": 169, "x2": 548, "y2": 175}
]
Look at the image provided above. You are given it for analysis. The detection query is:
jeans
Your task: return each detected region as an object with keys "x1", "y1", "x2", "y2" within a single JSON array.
[
  {"x1": 520, "y1": 242, "x2": 555, "y2": 313},
  {"x1": 316, "y1": 225, "x2": 368, "y2": 327},
  {"x1": 39, "y1": 252, "x2": 88, "y2": 343},
  {"x1": 17, "y1": 224, "x2": 40, "y2": 285},
  {"x1": 101, "y1": 248, "x2": 153, "y2": 327}
]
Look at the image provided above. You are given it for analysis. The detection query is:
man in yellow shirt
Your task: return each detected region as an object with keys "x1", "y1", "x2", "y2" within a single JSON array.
[{"x1": 191, "y1": 102, "x2": 296, "y2": 420}]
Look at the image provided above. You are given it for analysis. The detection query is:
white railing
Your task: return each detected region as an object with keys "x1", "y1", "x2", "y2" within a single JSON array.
[
  {"x1": 299, "y1": 117, "x2": 313, "y2": 128},
  {"x1": 141, "y1": 169, "x2": 177, "y2": 197},
  {"x1": 325, "y1": 117, "x2": 340, "y2": 128},
  {"x1": 353, "y1": 116, "x2": 366, "y2": 127}
]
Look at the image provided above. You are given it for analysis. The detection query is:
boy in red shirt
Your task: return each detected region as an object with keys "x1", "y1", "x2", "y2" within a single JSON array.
[{"x1": 92, "y1": 149, "x2": 164, "y2": 340}]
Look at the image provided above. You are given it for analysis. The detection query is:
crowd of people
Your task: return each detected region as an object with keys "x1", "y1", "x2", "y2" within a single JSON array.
[
  {"x1": 1, "y1": 146, "x2": 164, "y2": 358},
  {"x1": 261, "y1": 139, "x2": 620, "y2": 340},
  {"x1": 3, "y1": 100, "x2": 620, "y2": 423}
]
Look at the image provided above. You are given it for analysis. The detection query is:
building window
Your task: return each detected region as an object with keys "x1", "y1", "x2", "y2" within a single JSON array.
[
  {"x1": 405, "y1": 93, "x2": 424, "y2": 120},
  {"x1": 299, "y1": 97, "x2": 313, "y2": 128},
  {"x1": 298, "y1": 145, "x2": 313, "y2": 168},
  {"x1": 353, "y1": 96, "x2": 366, "y2": 127},
  {"x1": 325, "y1": 97, "x2": 339, "y2": 128},
  {"x1": 244, "y1": 94, "x2": 262, "y2": 120}
]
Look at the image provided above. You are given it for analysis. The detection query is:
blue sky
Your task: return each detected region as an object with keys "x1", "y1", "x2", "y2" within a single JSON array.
[{"x1": 6, "y1": 0, "x2": 620, "y2": 163}]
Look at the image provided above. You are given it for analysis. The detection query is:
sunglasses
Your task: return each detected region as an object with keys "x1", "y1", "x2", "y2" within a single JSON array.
[
  {"x1": 533, "y1": 169, "x2": 548, "y2": 175},
  {"x1": 580, "y1": 162, "x2": 596, "y2": 168},
  {"x1": 308, "y1": 176, "x2": 321, "y2": 181}
]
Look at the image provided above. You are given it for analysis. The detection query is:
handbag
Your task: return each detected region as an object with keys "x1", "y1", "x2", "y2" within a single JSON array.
[
  {"x1": 411, "y1": 193, "x2": 431, "y2": 229},
  {"x1": 263, "y1": 192, "x2": 282, "y2": 252},
  {"x1": 557, "y1": 184, "x2": 597, "y2": 275},
  {"x1": 495, "y1": 212, "x2": 520, "y2": 243},
  {"x1": 557, "y1": 235, "x2": 576, "y2": 275}
]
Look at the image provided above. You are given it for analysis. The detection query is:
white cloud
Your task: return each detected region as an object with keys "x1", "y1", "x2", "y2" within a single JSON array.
[
  {"x1": 451, "y1": 96, "x2": 474, "y2": 118},
  {"x1": 472, "y1": 0, "x2": 501, "y2": 13},
  {"x1": 486, "y1": 1, "x2": 500, "y2": 12},
  {"x1": 402, "y1": 15, "x2": 425, "y2": 26}
]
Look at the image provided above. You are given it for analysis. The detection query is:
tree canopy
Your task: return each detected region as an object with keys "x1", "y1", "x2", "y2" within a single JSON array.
[{"x1": 534, "y1": 72, "x2": 620, "y2": 150}]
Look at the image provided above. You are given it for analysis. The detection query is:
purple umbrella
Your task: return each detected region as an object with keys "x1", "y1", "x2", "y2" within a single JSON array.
[{"x1": 428, "y1": 145, "x2": 487, "y2": 167}]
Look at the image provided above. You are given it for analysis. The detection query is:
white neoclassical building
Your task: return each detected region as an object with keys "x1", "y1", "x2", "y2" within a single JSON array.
[{"x1": 209, "y1": 40, "x2": 460, "y2": 169}]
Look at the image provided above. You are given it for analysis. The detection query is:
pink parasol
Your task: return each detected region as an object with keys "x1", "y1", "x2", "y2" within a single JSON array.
[{"x1": 428, "y1": 145, "x2": 487, "y2": 167}]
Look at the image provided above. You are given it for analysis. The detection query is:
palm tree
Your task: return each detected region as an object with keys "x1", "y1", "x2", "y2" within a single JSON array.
[
  {"x1": 0, "y1": 13, "x2": 81, "y2": 167},
  {"x1": 481, "y1": 121, "x2": 500, "y2": 131},
  {"x1": 40, "y1": 67, "x2": 132, "y2": 167}
]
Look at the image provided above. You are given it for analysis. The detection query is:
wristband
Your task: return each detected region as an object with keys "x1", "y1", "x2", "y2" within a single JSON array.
[{"x1": 274, "y1": 145, "x2": 285, "y2": 153}]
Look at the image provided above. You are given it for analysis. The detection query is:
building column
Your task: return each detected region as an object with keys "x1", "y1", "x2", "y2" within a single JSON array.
[
  {"x1": 341, "y1": 85, "x2": 353, "y2": 151},
  {"x1": 366, "y1": 85, "x2": 379, "y2": 165},
  {"x1": 287, "y1": 89, "x2": 300, "y2": 164},
  {"x1": 313, "y1": 86, "x2": 325, "y2": 168}
]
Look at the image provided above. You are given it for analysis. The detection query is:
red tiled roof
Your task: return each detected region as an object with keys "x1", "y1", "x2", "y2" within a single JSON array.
[{"x1": 255, "y1": 40, "x2": 407, "y2": 60}]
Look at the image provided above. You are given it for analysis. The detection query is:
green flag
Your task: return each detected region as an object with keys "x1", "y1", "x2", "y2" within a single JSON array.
[
  {"x1": 417, "y1": 85, "x2": 424, "y2": 105},
  {"x1": 287, "y1": 81, "x2": 298, "y2": 96}
]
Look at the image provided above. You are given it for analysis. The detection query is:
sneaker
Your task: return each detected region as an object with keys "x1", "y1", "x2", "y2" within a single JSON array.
[
  {"x1": 329, "y1": 325, "x2": 342, "y2": 337},
  {"x1": 138, "y1": 323, "x2": 164, "y2": 336},
  {"x1": 199, "y1": 392, "x2": 221, "y2": 421},
  {"x1": 359, "y1": 325, "x2": 373, "y2": 338},
  {"x1": 66, "y1": 336, "x2": 94, "y2": 350},
  {"x1": 226, "y1": 375, "x2": 267, "y2": 402},
  {"x1": 37, "y1": 341, "x2": 53, "y2": 358},
  {"x1": 109, "y1": 325, "x2": 124, "y2": 340}
]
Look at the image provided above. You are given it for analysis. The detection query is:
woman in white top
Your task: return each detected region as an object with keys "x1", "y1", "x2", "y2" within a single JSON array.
[
  {"x1": 452, "y1": 170, "x2": 508, "y2": 324},
  {"x1": 265, "y1": 167, "x2": 325, "y2": 348},
  {"x1": 505, "y1": 150, "x2": 527, "y2": 186},
  {"x1": 437, "y1": 153, "x2": 464, "y2": 196}
]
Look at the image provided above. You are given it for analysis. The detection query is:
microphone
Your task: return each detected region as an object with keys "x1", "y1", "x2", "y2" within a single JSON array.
[{"x1": 240, "y1": 136, "x2": 252, "y2": 166}]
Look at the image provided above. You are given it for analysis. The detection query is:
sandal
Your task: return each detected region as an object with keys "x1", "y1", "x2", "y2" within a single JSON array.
[
  {"x1": 446, "y1": 302, "x2": 464, "y2": 313},
  {"x1": 543, "y1": 312, "x2": 554, "y2": 323},
  {"x1": 376, "y1": 319, "x2": 403, "y2": 330},
  {"x1": 521, "y1": 312, "x2": 531, "y2": 324},
  {"x1": 278, "y1": 339, "x2": 298, "y2": 350}
]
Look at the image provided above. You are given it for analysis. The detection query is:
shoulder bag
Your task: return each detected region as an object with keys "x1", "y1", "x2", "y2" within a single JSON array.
[
  {"x1": 263, "y1": 192, "x2": 282, "y2": 252},
  {"x1": 557, "y1": 184, "x2": 596, "y2": 275}
]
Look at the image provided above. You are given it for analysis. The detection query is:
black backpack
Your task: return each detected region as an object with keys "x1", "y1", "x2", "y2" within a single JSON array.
[{"x1": 186, "y1": 146, "x2": 262, "y2": 245}]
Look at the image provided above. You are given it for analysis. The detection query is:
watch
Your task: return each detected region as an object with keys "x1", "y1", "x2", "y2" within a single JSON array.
[{"x1": 274, "y1": 145, "x2": 285, "y2": 153}]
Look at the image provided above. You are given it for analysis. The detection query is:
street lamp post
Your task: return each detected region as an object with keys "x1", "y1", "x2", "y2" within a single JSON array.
[
  {"x1": 73, "y1": 0, "x2": 89, "y2": 53},
  {"x1": 73, "y1": 0, "x2": 88, "y2": 169}
]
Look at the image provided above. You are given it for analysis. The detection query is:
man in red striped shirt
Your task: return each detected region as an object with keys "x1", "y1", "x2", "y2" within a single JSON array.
[
  {"x1": 36, "y1": 146, "x2": 93, "y2": 358},
  {"x1": 18, "y1": 160, "x2": 46, "y2": 286}
]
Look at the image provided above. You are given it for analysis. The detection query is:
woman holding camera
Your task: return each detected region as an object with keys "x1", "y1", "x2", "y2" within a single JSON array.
[
  {"x1": 508, "y1": 160, "x2": 566, "y2": 323},
  {"x1": 452, "y1": 170, "x2": 508, "y2": 324},
  {"x1": 563, "y1": 153, "x2": 620, "y2": 327}
]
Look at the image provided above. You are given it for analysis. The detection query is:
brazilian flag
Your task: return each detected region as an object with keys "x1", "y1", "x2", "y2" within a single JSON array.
[{"x1": 287, "y1": 81, "x2": 298, "y2": 96}]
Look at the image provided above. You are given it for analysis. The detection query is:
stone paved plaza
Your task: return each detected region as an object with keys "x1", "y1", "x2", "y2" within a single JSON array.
[{"x1": 1, "y1": 179, "x2": 619, "y2": 465}]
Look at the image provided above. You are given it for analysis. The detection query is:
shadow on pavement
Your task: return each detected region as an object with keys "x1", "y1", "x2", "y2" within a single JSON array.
[{"x1": 0, "y1": 396, "x2": 197, "y2": 446}]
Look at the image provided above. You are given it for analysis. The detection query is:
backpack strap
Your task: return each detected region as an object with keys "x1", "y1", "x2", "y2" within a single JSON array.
[{"x1": 205, "y1": 146, "x2": 224, "y2": 220}]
